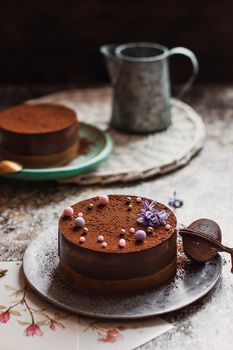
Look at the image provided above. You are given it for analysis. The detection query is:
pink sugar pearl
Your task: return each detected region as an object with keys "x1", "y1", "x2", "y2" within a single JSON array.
[
  {"x1": 98, "y1": 235, "x2": 104, "y2": 242},
  {"x1": 136, "y1": 197, "x2": 142, "y2": 203},
  {"x1": 119, "y1": 238, "x2": 126, "y2": 248},
  {"x1": 78, "y1": 212, "x2": 83, "y2": 217},
  {"x1": 79, "y1": 236, "x2": 85, "y2": 243},
  {"x1": 63, "y1": 207, "x2": 74, "y2": 217},
  {"x1": 166, "y1": 224, "x2": 171, "y2": 230},
  {"x1": 129, "y1": 227, "x2": 135, "y2": 234},
  {"x1": 102, "y1": 242, "x2": 107, "y2": 248},
  {"x1": 98, "y1": 195, "x2": 109, "y2": 205}
]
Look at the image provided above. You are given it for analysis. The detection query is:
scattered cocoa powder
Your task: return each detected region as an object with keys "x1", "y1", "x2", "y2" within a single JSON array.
[{"x1": 78, "y1": 138, "x2": 91, "y2": 155}]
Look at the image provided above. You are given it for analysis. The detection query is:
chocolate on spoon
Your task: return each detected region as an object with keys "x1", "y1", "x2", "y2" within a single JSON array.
[{"x1": 179, "y1": 218, "x2": 233, "y2": 272}]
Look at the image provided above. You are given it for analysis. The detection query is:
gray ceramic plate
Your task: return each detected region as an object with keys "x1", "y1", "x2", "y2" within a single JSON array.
[{"x1": 23, "y1": 229, "x2": 222, "y2": 319}]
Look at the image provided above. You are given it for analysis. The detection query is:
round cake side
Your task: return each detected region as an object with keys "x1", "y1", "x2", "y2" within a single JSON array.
[{"x1": 59, "y1": 195, "x2": 177, "y2": 294}]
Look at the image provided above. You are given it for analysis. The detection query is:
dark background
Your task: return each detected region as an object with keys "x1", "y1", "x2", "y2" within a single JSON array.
[{"x1": 0, "y1": 1, "x2": 232, "y2": 84}]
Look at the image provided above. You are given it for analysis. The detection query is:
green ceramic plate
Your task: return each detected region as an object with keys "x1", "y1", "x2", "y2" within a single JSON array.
[{"x1": 3, "y1": 122, "x2": 113, "y2": 181}]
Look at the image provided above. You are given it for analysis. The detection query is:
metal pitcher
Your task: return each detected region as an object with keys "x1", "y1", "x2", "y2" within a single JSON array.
[{"x1": 100, "y1": 42, "x2": 198, "y2": 133}]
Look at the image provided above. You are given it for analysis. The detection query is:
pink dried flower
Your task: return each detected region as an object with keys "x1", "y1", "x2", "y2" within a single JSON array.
[
  {"x1": 0, "y1": 311, "x2": 10, "y2": 323},
  {"x1": 49, "y1": 319, "x2": 65, "y2": 331},
  {"x1": 98, "y1": 328, "x2": 123, "y2": 343},
  {"x1": 24, "y1": 323, "x2": 43, "y2": 337}
]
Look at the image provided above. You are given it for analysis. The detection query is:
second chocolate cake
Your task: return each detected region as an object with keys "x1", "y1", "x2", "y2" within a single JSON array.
[
  {"x1": 0, "y1": 103, "x2": 79, "y2": 166},
  {"x1": 59, "y1": 194, "x2": 177, "y2": 294}
]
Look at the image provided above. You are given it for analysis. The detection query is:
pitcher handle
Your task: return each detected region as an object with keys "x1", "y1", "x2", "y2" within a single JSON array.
[{"x1": 169, "y1": 47, "x2": 199, "y2": 98}]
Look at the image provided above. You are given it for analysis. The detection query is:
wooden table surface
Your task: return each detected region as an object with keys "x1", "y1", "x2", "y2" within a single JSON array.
[{"x1": 0, "y1": 84, "x2": 232, "y2": 350}]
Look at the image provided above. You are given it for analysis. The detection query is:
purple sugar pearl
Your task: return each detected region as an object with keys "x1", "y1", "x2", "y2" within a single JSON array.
[
  {"x1": 63, "y1": 207, "x2": 74, "y2": 217},
  {"x1": 75, "y1": 217, "x2": 85, "y2": 228},
  {"x1": 135, "y1": 230, "x2": 146, "y2": 241}
]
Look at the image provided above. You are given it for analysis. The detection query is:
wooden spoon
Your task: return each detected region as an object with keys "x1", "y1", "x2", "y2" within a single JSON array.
[{"x1": 179, "y1": 218, "x2": 233, "y2": 272}]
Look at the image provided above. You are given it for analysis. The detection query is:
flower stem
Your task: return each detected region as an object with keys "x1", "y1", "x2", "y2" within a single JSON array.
[{"x1": 23, "y1": 298, "x2": 34, "y2": 324}]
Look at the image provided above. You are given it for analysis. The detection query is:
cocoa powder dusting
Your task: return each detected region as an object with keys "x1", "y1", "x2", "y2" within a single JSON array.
[
  {"x1": 59, "y1": 195, "x2": 177, "y2": 253},
  {"x1": 176, "y1": 238, "x2": 191, "y2": 281},
  {"x1": 0, "y1": 103, "x2": 77, "y2": 134}
]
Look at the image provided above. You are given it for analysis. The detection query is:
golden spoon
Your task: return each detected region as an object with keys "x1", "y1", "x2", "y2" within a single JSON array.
[{"x1": 0, "y1": 160, "x2": 22, "y2": 174}]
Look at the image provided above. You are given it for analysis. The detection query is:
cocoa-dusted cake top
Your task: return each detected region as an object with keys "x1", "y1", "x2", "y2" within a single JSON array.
[
  {"x1": 0, "y1": 103, "x2": 77, "y2": 134},
  {"x1": 59, "y1": 194, "x2": 177, "y2": 253}
]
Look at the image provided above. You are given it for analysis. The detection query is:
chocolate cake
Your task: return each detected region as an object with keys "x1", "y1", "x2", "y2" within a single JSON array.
[
  {"x1": 0, "y1": 103, "x2": 79, "y2": 166},
  {"x1": 59, "y1": 194, "x2": 177, "y2": 294}
]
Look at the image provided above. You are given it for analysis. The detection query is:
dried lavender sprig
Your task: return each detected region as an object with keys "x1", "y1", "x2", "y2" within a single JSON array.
[{"x1": 168, "y1": 191, "x2": 183, "y2": 209}]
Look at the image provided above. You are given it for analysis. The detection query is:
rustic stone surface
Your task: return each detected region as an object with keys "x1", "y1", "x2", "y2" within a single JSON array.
[{"x1": 0, "y1": 84, "x2": 233, "y2": 349}]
